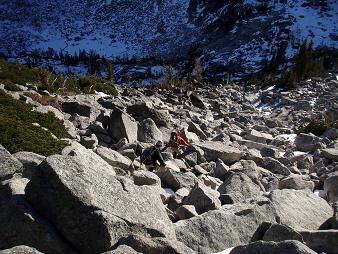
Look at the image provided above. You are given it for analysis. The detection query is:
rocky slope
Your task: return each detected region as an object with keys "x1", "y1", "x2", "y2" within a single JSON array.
[
  {"x1": 0, "y1": 0, "x2": 337, "y2": 76},
  {"x1": 0, "y1": 75, "x2": 338, "y2": 253}
]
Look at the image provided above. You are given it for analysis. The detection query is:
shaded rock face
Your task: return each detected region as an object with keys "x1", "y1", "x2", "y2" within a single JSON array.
[
  {"x1": 107, "y1": 108, "x2": 138, "y2": 143},
  {"x1": 230, "y1": 240, "x2": 317, "y2": 254},
  {"x1": 279, "y1": 175, "x2": 314, "y2": 191},
  {"x1": 295, "y1": 133, "x2": 325, "y2": 152},
  {"x1": 268, "y1": 189, "x2": 333, "y2": 231},
  {"x1": 26, "y1": 154, "x2": 175, "y2": 254},
  {"x1": 12, "y1": 151, "x2": 45, "y2": 179},
  {"x1": 127, "y1": 102, "x2": 171, "y2": 127},
  {"x1": 0, "y1": 196, "x2": 76, "y2": 254},
  {"x1": 0, "y1": 145, "x2": 23, "y2": 181},
  {"x1": 174, "y1": 201, "x2": 277, "y2": 254},
  {"x1": 156, "y1": 168, "x2": 199, "y2": 191}
]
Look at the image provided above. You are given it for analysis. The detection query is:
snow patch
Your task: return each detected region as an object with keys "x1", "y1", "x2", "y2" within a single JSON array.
[{"x1": 214, "y1": 247, "x2": 234, "y2": 254}]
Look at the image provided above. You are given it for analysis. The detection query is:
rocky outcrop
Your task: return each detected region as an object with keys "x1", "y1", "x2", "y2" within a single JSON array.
[
  {"x1": 137, "y1": 118, "x2": 163, "y2": 143},
  {"x1": 324, "y1": 172, "x2": 338, "y2": 203},
  {"x1": 195, "y1": 142, "x2": 242, "y2": 164}
]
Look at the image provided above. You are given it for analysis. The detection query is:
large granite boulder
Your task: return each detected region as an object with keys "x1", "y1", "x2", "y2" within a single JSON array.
[
  {"x1": 156, "y1": 168, "x2": 199, "y2": 191},
  {"x1": 12, "y1": 151, "x2": 45, "y2": 179},
  {"x1": 322, "y1": 148, "x2": 338, "y2": 161},
  {"x1": 26, "y1": 153, "x2": 175, "y2": 253},
  {"x1": 0, "y1": 246, "x2": 43, "y2": 254},
  {"x1": 324, "y1": 172, "x2": 338, "y2": 203},
  {"x1": 295, "y1": 133, "x2": 325, "y2": 152},
  {"x1": 137, "y1": 118, "x2": 163, "y2": 143},
  {"x1": 96, "y1": 147, "x2": 132, "y2": 171},
  {"x1": 268, "y1": 189, "x2": 333, "y2": 231},
  {"x1": 245, "y1": 129, "x2": 273, "y2": 144},
  {"x1": 107, "y1": 108, "x2": 138, "y2": 143}
]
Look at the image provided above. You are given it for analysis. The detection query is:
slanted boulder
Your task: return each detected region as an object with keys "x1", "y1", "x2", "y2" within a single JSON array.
[
  {"x1": 189, "y1": 93, "x2": 206, "y2": 109},
  {"x1": 268, "y1": 189, "x2": 333, "y2": 231},
  {"x1": 0, "y1": 145, "x2": 23, "y2": 181},
  {"x1": 133, "y1": 170, "x2": 161, "y2": 186},
  {"x1": 26, "y1": 154, "x2": 175, "y2": 254},
  {"x1": 137, "y1": 118, "x2": 162, "y2": 143},
  {"x1": 176, "y1": 205, "x2": 198, "y2": 220},
  {"x1": 245, "y1": 129, "x2": 273, "y2": 144},
  {"x1": 182, "y1": 183, "x2": 221, "y2": 214},
  {"x1": 156, "y1": 168, "x2": 199, "y2": 191},
  {"x1": 96, "y1": 146, "x2": 132, "y2": 171},
  {"x1": 195, "y1": 142, "x2": 242, "y2": 164},
  {"x1": 279, "y1": 175, "x2": 314, "y2": 191},
  {"x1": 174, "y1": 201, "x2": 277, "y2": 253},
  {"x1": 259, "y1": 157, "x2": 291, "y2": 176},
  {"x1": 107, "y1": 108, "x2": 138, "y2": 143},
  {"x1": 188, "y1": 122, "x2": 207, "y2": 140}
]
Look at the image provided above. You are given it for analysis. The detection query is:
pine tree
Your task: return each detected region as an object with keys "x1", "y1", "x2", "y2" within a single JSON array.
[
  {"x1": 106, "y1": 61, "x2": 114, "y2": 82},
  {"x1": 194, "y1": 58, "x2": 203, "y2": 83}
]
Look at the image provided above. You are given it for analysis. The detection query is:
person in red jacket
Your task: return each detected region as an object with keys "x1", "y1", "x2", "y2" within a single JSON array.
[{"x1": 162, "y1": 131, "x2": 190, "y2": 158}]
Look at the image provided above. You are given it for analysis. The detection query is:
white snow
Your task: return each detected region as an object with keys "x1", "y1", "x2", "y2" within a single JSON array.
[
  {"x1": 213, "y1": 247, "x2": 234, "y2": 254},
  {"x1": 293, "y1": 151, "x2": 307, "y2": 156},
  {"x1": 163, "y1": 188, "x2": 175, "y2": 196}
]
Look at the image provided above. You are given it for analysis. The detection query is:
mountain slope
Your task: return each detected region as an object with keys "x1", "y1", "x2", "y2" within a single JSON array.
[{"x1": 0, "y1": 0, "x2": 337, "y2": 76}]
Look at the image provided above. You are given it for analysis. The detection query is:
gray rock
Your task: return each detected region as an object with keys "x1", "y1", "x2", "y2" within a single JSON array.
[
  {"x1": 245, "y1": 129, "x2": 273, "y2": 144},
  {"x1": 34, "y1": 105, "x2": 64, "y2": 121},
  {"x1": 80, "y1": 134, "x2": 98, "y2": 148},
  {"x1": 0, "y1": 195, "x2": 75, "y2": 254},
  {"x1": 0, "y1": 177, "x2": 29, "y2": 198},
  {"x1": 156, "y1": 168, "x2": 199, "y2": 191},
  {"x1": 26, "y1": 154, "x2": 175, "y2": 254},
  {"x1": 12, "y1": 151, "x2": 45, "y2": 179},
  {"x1": 259, "y1": 157, "x2": 291, "y2": 176},
  {"x1": 62, "y1": 100, "x2": 93, "y2": 118},
  {"x1": 0, "y1": 145, "x2": 23, "y2": 181},
  {"x1": 322, "y1": 148, "x2": 338, "y2": 161},
  {"x1": 268, "y1": 189, "x2": 333, "y2": 231},
  {"x1": 180, "y1": 128, "x2": 199, "y2": 143},
  {"x1": 108, "y1": 108, "x2": 138, "y2": 143},
  {"x1": 260, "y1": 147, "x2": 280, "y2": 158},
  {"x1": 209, "y1": 159, "x2": 230, "y2": 180},
  {"x1": 321, "y1": 128, "x2": 338, "y2": 140},
  {"x1": 294, "y1": 100, "x2": 312, "y2": 111},
  {"x1": 68, "y1": 113, "x2": 90, "y2": 129},
  {"x1": 133, "y1": 170, "x2": 161, "y2": 186},
  {"x1": 137, "y1": 118, "x2": 163, "y2": 143},
  {"x1": 183, "y1": 183, "x2": 221, "y2": 214},
  {"x1": 116, "y1": 234, "x2": 196, "y2": 254},
  {"x1": 107, "y1": 245, "x2": 140, "y2": 254},
  {"x1": 63, "y1": 120, "x2": 78, "y2": 138},
  {"x1": 295, "y1": 133, "x2": 325, "y2": 152},
  {"x1": 324, "y1": 172, "x2": 338, "y2": 203},
  {"x1": 217, "y1": 171, "x2": 261, "y2": 204},
  {"x1": 189, "y1": 93, "x2": 206, "y2": 109},
  {"x1": 176, "y1": 205, "x2": 198, "y2": 220},
  {"x1": 279, "y1": 175, "x2": 314, "y2": 191},
  {"x1": 174, "y1": 201, "x2": 277, "y2": 253},
  {"x1": 88, "y1": 121, "x2": 108, "y2": 135},
  {"x1": 195, "y1": 142, "x2": 242, "y2": 164},
  {"x1": 96, "y1": 147, "x2": 132, "y2": 171},
  {"x1": 230, "y1": 240, "x2": 316, "y2": 254},
  {"x1": 127, "y1": 102, "x2": 171, "y2": 127},
  {"x1": 0, "y1": 246, "x2": 43, "y2": 254},
  {"x1": 184, "y1": 152, "x2": 198, "y2": 167}
]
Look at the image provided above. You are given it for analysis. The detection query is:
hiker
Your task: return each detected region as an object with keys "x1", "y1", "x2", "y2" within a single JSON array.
[
  {"x1": 162, "y1": 131, "x2": 190, "y2": 159},
  {"x1": 140, "y1": 140, "x2": 166, "y2": 171}
]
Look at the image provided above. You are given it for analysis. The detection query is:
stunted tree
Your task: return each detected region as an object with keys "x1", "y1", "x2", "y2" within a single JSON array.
[
  {"x1": 106, "y1": 61, "x2": 114, "y2": 82},
  {"x1": 194, "y1": 57, "x2": 203, "y2": 83}
]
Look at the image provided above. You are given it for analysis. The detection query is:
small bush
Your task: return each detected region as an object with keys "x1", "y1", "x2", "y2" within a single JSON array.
[
  {"x1": 3, "y1": 80, "x2": 23, "y2": 91},
  {"x1": 23, "y1": 92, "x2": 60, "y2": 109},
  {"x1": 0, "y1": 90, "x2": 69, "y2": 156},
  {"x1": 297, "y1": 120, "x2": 338, "y2": 136}
]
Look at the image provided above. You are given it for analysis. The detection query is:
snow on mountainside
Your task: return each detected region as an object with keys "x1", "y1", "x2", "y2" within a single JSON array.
[{"x1": 0, "y1": 0, "x2": 337, "y2": 76}]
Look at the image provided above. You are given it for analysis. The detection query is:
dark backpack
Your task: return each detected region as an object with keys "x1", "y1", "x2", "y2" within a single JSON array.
[{"x1": 140, "y1": 147, "x2": 154, "y2": 165}]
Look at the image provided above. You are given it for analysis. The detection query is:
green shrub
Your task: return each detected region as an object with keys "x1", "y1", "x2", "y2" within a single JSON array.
[
  {"x1": 3, "y1": 80, "x2": 23, "y2": 91},
  {"x1": 297, "y1": 120, "x2": 338, "y2": 136},
  {"x1": 0, "y1": 90, "x2": 69, "y2": 156}
]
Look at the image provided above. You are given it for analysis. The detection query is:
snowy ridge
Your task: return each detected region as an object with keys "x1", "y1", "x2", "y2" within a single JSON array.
[{"x1": 0, "y1": 0, "x2": 337, "y2": 76}]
